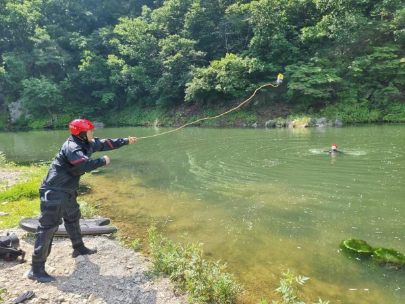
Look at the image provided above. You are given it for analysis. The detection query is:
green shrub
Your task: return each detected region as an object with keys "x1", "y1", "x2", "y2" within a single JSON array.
[
  {"x1": 383, "y1": 104, "x2": 405, "y2": 122},
  {"x1": 290, "y1": 116, "x2": 312, "y2": 127},
  {"x1": 103, "y1": 107, "x2": 168, "y2": 126},
  {"x1": 53, "y1": 113, "x2": 73, "y2": 129},
  {"x1": 28, "y1": 117, "x2": 50, "y2": 129},
  {"x1": 0, "y1": 151, "x2": 10, "y2": 167},
  {"x1": 321, "y1": 100, "x2": 383, "y2": 123},
  {"x1": 224, "y1": 111, "x2": 258, "y2": 126},
  {"x1": 276, "y1": 117, "x2": 288, "y2": 127},
  {"x1": 269, "y1": 269, "x2": 329, "y2": 304},
  {"x1": 128, "y1": 238, "x2": 142, "y2": 252},
  {"x1": 13, "y1": 115, "x2": 31, "y2": 129},
  {"x1": 148, "y1": 226, "x2": 244, "y2": 303}
]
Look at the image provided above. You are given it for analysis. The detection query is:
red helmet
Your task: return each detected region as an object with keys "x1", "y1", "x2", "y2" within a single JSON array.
[
  {"x1": 332, "y1": 143, "x2": 338, "y2": 147},
  {"x1": 69, "y1": 119, "x2": 94, "y2": 135}
]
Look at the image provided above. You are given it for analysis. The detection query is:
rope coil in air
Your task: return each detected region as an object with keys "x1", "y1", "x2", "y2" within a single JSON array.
[{"x1": 137, "y1": 73, "x2": 283, "y2": 140}]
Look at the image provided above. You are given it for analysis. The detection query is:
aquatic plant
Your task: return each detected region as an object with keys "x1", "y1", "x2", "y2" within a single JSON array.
[
  {"x1": 148, "y1": 225, "x2": 244, "y2": 303},
  {"x1": 269, "y1": 269, "x2": 329, "y2": 304}
]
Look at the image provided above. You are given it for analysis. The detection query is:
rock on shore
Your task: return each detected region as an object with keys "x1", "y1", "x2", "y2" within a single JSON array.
[{"x1": 0, "y1": 228, "x2": 187, "y2": 304}]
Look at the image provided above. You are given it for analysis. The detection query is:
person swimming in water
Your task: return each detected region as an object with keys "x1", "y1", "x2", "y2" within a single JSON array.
[{"x1": 327, "y1": 143, "x2": 342, "y2": 154}]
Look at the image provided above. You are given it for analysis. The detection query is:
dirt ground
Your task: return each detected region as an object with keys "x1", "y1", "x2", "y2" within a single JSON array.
[
  {"x1": 0, "y1": 167, "x2": 24, "y2": 190},
  {"x1": 0, "y1": 227, "x2": 187, "y2": 304}
]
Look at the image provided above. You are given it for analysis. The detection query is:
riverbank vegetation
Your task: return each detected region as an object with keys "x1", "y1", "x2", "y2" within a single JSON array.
[
  {"x1": 148, "y1": 225, "x2": 244, "y2": 303},
  {"x1": 0, "y1": 0, "x2": 404, "y2": 130}
]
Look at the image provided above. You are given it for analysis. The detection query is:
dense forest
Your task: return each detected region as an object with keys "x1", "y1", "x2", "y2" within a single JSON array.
[{"x1": 0, "y1": 0, "x2": 404, "y2": 129}]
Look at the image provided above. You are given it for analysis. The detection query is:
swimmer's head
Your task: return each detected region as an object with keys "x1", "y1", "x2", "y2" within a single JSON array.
[{"x1": 331, "y1": 143, "x2": 338, "y2": 150}]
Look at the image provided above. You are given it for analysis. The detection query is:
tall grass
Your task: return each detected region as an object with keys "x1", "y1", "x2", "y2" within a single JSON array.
[
  {"x1": 0, "y1": 156, "x2": 46, "y2": 228},
  {"x1": 0, "y1": 198, "x2": 40, "y2": 229},
  {"x1": 148, "y1": 226, "x2": 244, "y2": 303},
  {"x1": 0, "y1": 151, "x2": 8, "y2": 167},
  {"x1": 0, "y1": 179, "x2": 39, "y2": 202}
]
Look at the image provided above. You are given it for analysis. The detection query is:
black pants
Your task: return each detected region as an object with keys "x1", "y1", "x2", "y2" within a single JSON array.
[{"x1": 32, "y1": 189, "x2": 83, "y2": 265}]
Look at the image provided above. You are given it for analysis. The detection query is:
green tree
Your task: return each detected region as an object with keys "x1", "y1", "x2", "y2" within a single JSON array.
[
  {"x1": 78, "y1": 50, "x2": 114, "y2": 107},
  {"x1": 0, "y1": 0, "x2": 42, "y2": 53},
  {"x1": 20, "y1": 76, "x2": 63, "y2": 116},
  {"x1": 150, "y1": 0, "x2": 193, "y2": 36},
  {"x1": 0, "y1": 55, "x2": 28, "y2": 101},
  {"x1": 28, "y1": 26, "x2": 69, "y2": 77},
  {"x1": 219, "y1": 3, "x2": 253, "y2": 55},
  {"x1": 243, "y1": 0, "x2": 306, "y2": 71},
  {"x1": 185, "y1": 53, "x2": 265, "y2": 102},
  {"x1": 112, "y1": 17, "x2": 159, "y2": 66},
  {"x1": 285, "y1": 62, "x2": 342, "y2": 110},
  {"x1": 154, "y1": 35, "x2": 205, "y2": 106},
  {"x1": 347, "y1": 45, "x2": 405, "y2": 108},
  {"x1": 107, "y1": 54, "x2": 153, "y2": 107},
  {"x1": 301, "y1": 11, "x2": 370, "y2": 57}
]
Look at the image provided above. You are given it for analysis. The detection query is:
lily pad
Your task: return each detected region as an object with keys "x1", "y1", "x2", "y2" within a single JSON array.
[{"x1": 373, "y1": 248, "x2": 405, "y2": 266}]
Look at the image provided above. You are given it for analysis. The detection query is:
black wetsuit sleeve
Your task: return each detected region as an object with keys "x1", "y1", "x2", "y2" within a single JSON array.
[
  {"x1": 66, "y1": 148, "x2": 106, "y2": 174},
  {"x1": 92, "y1": 137, "x2": 129, "y2": 152}
]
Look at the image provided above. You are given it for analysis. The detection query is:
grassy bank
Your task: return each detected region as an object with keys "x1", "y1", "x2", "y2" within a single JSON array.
[
  {"x1": 0, "y1": 156, "x2": 46, "y2": 229},
  {"x1": 6, "y1": 98, "x2": 405, "y2": 132}
]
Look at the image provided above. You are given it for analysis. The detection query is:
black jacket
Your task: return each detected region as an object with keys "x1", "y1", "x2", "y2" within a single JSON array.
[{"x1": 40, "y1": 135, "x2": 129, "y2": 193}]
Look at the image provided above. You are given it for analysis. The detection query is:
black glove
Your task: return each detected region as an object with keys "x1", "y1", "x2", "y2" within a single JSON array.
[{"x1": 12, "y1": 291, "x2": 34, "y2": 304}]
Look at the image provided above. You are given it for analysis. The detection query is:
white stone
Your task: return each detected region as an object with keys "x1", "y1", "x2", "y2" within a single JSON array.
[{"x1": 75, "y1": 255, "x2": 86, "y2": 263}]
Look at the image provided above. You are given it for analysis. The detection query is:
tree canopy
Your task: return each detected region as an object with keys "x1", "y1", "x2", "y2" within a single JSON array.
[{"x1": 0, "y1": 0, "x2": 404, "y2": 126}]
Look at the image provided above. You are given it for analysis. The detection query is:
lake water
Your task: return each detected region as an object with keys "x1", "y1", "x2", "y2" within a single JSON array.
[{"x1": 1, "y1": 125, "x2": 404, "y2": 303}]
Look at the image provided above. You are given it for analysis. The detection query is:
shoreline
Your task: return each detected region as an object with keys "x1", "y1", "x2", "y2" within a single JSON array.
[{"x1": 0, "y1": 226, "x2": 187, "y2": 304}]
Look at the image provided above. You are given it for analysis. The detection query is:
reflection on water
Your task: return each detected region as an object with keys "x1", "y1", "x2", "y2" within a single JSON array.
[{"x1": 1, "y1": 125, "x2": 405, "y2": 303}]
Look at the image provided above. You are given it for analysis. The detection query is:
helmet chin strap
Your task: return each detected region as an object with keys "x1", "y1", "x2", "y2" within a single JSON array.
[{"x1": 76, "y1": 131, "x2": 89, "y2": 143}]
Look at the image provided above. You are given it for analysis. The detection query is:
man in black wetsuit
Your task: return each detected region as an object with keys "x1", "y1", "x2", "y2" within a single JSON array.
[{"x1": 29, "y1": 119, "x2": 138, "y2": 283}]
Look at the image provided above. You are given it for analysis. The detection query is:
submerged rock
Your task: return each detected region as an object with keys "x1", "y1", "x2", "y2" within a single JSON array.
[
  {"x1": 373, "y1": 248, "x2": 405, "y2": 266},
  {"x1": 340, "y1": 238, "x2": 405, "y2": 268},
  {"x1": 340, "y1": 239, "x2": 373, "y2": 258}
]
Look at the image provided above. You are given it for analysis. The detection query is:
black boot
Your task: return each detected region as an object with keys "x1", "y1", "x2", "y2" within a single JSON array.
[
  {"x1": 28, "y1": 265, "x2": 56, "y2": 283},
  {"x1": 72, "y1": 244, "x2": 97, "y2": 258}
]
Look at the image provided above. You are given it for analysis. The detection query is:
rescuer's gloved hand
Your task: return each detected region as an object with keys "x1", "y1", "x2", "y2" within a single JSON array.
[{"x1": 128, "y1": 136, "x2": 139, "y2": 144}]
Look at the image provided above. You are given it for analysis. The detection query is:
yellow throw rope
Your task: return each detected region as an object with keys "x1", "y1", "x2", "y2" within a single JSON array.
[{"x1": 136, "y1": 74, "x2": 283, "y2": 140}]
